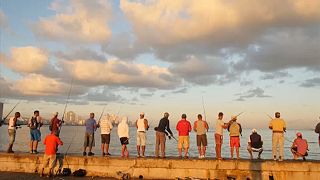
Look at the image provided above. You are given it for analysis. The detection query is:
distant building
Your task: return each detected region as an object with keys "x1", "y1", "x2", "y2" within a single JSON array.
[{"x1": 65, "y1": 111, "x2": 76, "y2": 124}]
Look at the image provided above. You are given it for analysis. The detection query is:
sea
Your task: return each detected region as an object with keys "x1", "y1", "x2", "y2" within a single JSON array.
[{"x1": 0, "y1": 125, "x2": 319, "y2": 160}]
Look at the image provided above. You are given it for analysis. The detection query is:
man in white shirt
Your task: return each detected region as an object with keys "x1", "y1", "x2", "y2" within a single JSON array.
[
  {"x1": 215, "y1": 112, "x2": 227, "y2": 160},
  {"x1": 7, "y1": 112, "x2": 21, "y2": 153},
  {"x1": 99, "y1": 114, "x2": 113, "y2": 156},
  {"x1": 136, "y1": 112, "x2": 149, "y2": 158}
]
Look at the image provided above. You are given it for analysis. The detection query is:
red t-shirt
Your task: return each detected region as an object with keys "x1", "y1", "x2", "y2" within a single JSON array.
[
  {"x1": 43, "y1": 134, "x2": 63, "y2": 155},
  {"x1": 176, "y1": 119, "x2": 192, "y2": 136}
]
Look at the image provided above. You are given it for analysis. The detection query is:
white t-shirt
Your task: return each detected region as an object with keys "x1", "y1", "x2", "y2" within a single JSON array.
[
  {"x1": 137, "y1": 118, "x2": 146, "y2": 132},
  {"x1": 215, "y1": 119, "x2": 224, "y2": 135},
  {"x1": 100, "y1": 118, "x2": 113, "y2": 134}
]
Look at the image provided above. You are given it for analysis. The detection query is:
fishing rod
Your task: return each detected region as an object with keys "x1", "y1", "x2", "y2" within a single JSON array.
[
  {"x1": 1, "y1": 101, "x2": 21, "y2": 123},
  {"x1": 201, "y1": 96, "x2": 207, "y2": 121},
  {"x1": 59, "y1": 79, "x2": 73, "y2": 131},
  {"x1": 97, "y1": 105, "x2": 107, "y2": 128}
]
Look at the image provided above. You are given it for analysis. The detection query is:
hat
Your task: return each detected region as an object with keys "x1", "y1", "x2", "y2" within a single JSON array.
[
  {"x1": 140, "y1": 112, "x2": 145, "y2": 116},
  {"x1": 296, "y1": 132, "x2": 302, "y2": 137},
  {"x1": 231, "y1": 116, "x2": 237, "y2": 120},
  {"x1": 53, "y1": 112, "x2": 58, "y2": 116},
  {"x1": 252, "y1": 129, "x2": 257, "y2": 133}
]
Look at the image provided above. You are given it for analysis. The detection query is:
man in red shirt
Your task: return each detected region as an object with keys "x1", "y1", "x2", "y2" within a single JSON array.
[
  {"x1": 40, "y1": 132, "x2": 63, "y2": 177},
  {"x1": 176, "y1": 114, "x2": 192, "y2": 158},
  {"x1": 291, "y1": 132, "x2": 308, "y2": 160}
]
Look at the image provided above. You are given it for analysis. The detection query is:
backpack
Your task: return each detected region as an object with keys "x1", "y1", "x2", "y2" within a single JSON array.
[
  {"x1": 30, "y1": 117, "x2": 38, "y2": 130},
  {"x1": 229, "y1": 122, "x2": 241, "y2": 136},
  {"x1": 73, "y1": 169, "x2": 86, "y2": 177}
]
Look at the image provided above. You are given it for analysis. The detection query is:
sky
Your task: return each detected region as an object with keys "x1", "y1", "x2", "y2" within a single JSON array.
[{"x1": 0, "y1": 0, "x2": 320, "y2": 129}]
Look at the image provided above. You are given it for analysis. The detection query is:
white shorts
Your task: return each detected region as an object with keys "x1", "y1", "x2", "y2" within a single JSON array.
[{"x1": 137, "y1": 132, "x2": 146, "y2": 146}]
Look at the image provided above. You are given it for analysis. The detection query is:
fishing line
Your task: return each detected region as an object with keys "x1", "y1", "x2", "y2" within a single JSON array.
[{"x1": 59, "y1": 79, "x2": 73, "y2": 132}]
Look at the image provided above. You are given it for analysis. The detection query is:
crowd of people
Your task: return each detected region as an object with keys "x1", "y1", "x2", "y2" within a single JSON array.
[{"x1": 2, "y1": 111, "x2": 320, "y2": 177}]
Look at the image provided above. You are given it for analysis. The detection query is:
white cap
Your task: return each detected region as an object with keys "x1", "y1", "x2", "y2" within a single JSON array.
[{"x1": 252, "y1": 129, "x2": 257, "y2": 133}]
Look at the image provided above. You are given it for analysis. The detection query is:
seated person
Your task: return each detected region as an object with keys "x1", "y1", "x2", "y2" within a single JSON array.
[
  {"x1": 291, "y1": 132, "x2": 308, "y2": 160},
  {"x1": 247, "y1": 129, "x2": 263, "y2": 159}
]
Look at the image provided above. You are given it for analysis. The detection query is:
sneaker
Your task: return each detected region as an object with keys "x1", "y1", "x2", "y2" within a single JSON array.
[
  {"x1": 184, "y1": 156, "x2": 189, "y2": 159},
  {"x1": 33, "y1": 150, "x2": 38, "y2": 154},
  {"x1": 106, "y1": 153, "x2": 111, "y2": 156},
  {"x1": 88, "y1": 152, "x2": 94, "y2": 156},
  {"x1": 273, "y1": 156, "x2": 277, "y2": 161},
  {"x1": 278, "y1": 156, "x2": 283, "y2": 161},
  {"x1": 198, "y1": 155, "x2": 202, "y2": 159},
  {"x1": 303, "y1": 157, "x2": 306, "y2": 161},
  {"x1": 30, "y1": 150, "x2": 33, "y2": 154},
  {"x1": 83, "y1": 152, "x2": 87, "y2": 156},
  {"x1": 102, "y1": 152, "x2": 106, "y2": 157}
]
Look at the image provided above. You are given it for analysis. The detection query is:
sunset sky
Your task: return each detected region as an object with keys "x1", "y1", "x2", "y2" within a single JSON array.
[{"x1": 0, "y1": 0, "x2": 319, "y2": 129}]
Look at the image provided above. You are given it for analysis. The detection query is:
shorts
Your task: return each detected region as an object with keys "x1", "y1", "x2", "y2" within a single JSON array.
[
  {"x1": 215, "y1": 133, "x2": 223, "y2": 145},
  {"x1": 230, "y1": 136, "x2": 240, "y2": 147},
  {"x1": 178, "y1": 136, "x2": 189, "y2": 149},
  {"x1": 30, "y1": 129, "x2": 41, "y2": 141},
  {"x1": 8, "y1": 129, "x2": 16, "y2": 145},
  {"x1": 84, "y1": 133, "x2": 95, "y2": 148},
  {"x1": 42, "y1": 154, "x2": 56, "y2": 169},
  {"x1": 101, "y1": 134, "x2": 110, "y2": 144},
  {"x1": 120, "y1": 137, "x2": 129, "y2": 145},
  {"x1": 196, "y1": 134, "x2": 207, "y2": 146},
  {"x1": 247, "y1": 145, "x2": 263, "y2": 152},
  {"x1": 136, "y1": 132, "x2": 146, "y2": 146}
]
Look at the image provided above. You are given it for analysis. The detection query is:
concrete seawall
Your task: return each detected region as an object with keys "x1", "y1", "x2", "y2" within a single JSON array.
[{"x1": 0, "y1": 153, "x2": 320, "y2": 180}]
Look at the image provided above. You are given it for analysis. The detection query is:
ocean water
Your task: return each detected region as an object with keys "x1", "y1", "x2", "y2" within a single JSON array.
[{"x1": 0, "y1": 125, "x2": 319, "y2": 160}]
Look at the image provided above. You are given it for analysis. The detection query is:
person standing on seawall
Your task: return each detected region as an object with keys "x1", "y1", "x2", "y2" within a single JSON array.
[
  {"x1": 7, "y1": 112, "x2": 21, "y2": 153},
  {"x1": 155, "y1": 112, "x2": 173, "y2": 158},
  {"x1": 215, "y1": 112, "x2": 228, "y2": 160},
  {"x1": 269, "y1": 112, "x2": 286, "y2": 161},
  {"x1": 176, "y1": 114, "x2": 192, "y2": 158},
  {"x1": 136, "y1": 112, "x2": 149, "y2": 158},
  {"x1": 28, "y1": 110, "x2": 43, "y2": 154}
]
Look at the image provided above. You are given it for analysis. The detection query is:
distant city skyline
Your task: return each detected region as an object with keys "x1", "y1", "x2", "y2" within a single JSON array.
[{"x1": 0, "y1": 1, "x2": 320, "y2": 129}]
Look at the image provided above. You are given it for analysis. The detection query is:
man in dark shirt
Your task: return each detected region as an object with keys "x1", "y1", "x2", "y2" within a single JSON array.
[
  {"x1": 50, "y1": 112, "x2": 62, "y2": 137},
  {"x1": 247, "y1": 129, "x2": 263, "y2": 159},
  {"x1": 155, "y1": 112, "x2": 173, "y2": 158}
]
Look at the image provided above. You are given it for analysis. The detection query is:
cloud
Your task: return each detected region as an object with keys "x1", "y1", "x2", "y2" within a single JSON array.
[
  {"x1": 236, "y1": 28, "x2": 320, "y2": 72},
  {"x1": 1, "y1": 46, "x2": 48, "y2": 73},
  {"x1": 11, "y1": 74, "x2": 70, "y2": 96},
  {"x1": 54, "y1": 48, "x2": 106, "y2": 61},
  {"x1": 63, "y1": 59, "x2": 180, "y2": 89},
  {"x1": 235, "y1": 87, "x2": 271, "y2": 101},
  {"x1": 172, "y1": 87, "x2": 187, "y2": 94},
  {"x1": 300, "y1": 77, "x2": 320, "y2": 87},
  {"x1": 169, "y1": 55, "x2": 228, "y2": 85},
  {"x1": 85, "y1": 87, "x2": 123, "y2": 102},
  {"x1": 121, "y1": 0, "x2": 320, "y2": 51},
  {"x1": 260, "y1": 71, "x2": 291, "y2": 80},
  {"x1": 33, "y1": 0, "x2": 112, "y2": 43}
]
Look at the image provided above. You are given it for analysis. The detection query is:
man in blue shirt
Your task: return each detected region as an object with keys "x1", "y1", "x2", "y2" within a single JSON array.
[{"x1": 83, "y1": 113, "x2": 97, "y2": 156}]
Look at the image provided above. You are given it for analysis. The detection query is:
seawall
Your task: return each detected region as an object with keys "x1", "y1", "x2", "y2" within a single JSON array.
[{"x1": 0, "y1": 153, "x2": 319, "y2": 180}]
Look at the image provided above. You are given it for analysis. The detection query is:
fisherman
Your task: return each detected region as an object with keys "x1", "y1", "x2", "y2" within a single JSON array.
[
  {"x1": 83, "y1": 113, "x2": 97, "y2": 156},
  {"x1": 176, "y1": 114, "x2": 192, "y2": 158},
  {"x1": 39, "y1": 132, "x2": 63, "y2": 177},
  {"x1": 50, "y1": 112, "x2": 62, "y2": 137},
  {"x1": 155, "y1": 112, "x2": 173, "y2": 158},
  {"x1": 118, "y1": 116, "x2": 130, "y2": 158},
  {"x1": 28, "y1": 110, "x2": 43, "y2": 154},
  {"x1": 136, "y1": 112, "x2": 149, "y2": 158},
  {"x1": 7, "y1": 112, "x2": 21, "y2": 153},
  {"x1": 247, "y1": 129, "x2": 263, "y2": 159},
  {"x1": 315, "y1": 117, "x2": 320, "y2": 147},
  {"x1": 193, "y1": 114, "x2": 209, "y2": 159},
  {"x1": 215, "y1": 112, "x2": 228, "y2": 160},
  {"x1": 99, "y1": 114, "x2": 113, "y2": 156},
  {"x1": 227, "y1": 115, "x2": 242, "y2": 159},
  {"x1": 269, "y1": 112, "x2": 286, "y2": 161},
  {"x1": 291, "y1": 132, "x2": 308, "y2": 160}
]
